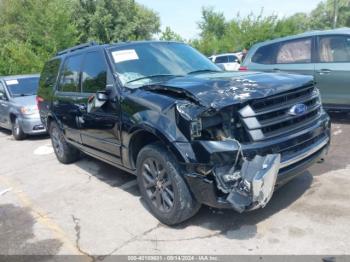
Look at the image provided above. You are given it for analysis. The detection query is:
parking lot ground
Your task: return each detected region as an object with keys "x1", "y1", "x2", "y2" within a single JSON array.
[{"x1": 1, "y1": 113, "x2": 350, "y2": 256}]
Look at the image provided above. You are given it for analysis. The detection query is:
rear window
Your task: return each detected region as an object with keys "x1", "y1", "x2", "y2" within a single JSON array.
[
  {"x1": 251, "y1": 43, "x2": 279, "y2": 64},
  {"x1": 39, "y1": 58, "x2": 61, "y2": 91},
  {"x1": 319, "y1": 35, "x2": 350, "y2": 62},
  {"x1": 5, "y1": 77, "x2": 40, "y2": 97}
]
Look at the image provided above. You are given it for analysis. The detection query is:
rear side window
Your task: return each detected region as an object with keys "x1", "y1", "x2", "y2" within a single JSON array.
[
  {"x1": 39, "y1": 58, "x2": 61, "y2": 91},
  {"x1": 252, "y1": 43, "x2": 279, "y2": 64},
  {"x1": 276, "y1": 38, "x2": 312, "y2": 64},
  {"x1": 319, "y1": 35, "x2": 350, "y2": 62},
  {"x1": 81, "y1": 51, "x2": 107, "y2": 93},
  {"x1": 215, "y1": 56, "x2": 228, "y2": 63},
  {"x1": 59, "y1": 54, "x2": 83, "y2": 92},
  {"x1": 228, "y1": 55, "x2": 239, "y2": 62}
]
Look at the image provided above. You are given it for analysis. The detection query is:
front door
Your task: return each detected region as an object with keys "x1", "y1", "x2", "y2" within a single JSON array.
[
  {"x1": 78, "y1": 50, "x2": 122, "y2": 164},
  {"x1": 314, "y1": 35, "x2": 350, "y2": 107}
]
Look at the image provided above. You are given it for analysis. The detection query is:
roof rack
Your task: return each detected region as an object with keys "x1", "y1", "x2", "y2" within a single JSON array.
[{"x1": 56, "y1": 42, "x2": 98, "y2": 56}]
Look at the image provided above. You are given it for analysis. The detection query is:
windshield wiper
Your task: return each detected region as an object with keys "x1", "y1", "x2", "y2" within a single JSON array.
[
  {"x1": 126, "y1": 74, "x2": 182, "y2": 84},
  {"x1": 187, "y1": 69, "x2": 221, "y2": 75}
]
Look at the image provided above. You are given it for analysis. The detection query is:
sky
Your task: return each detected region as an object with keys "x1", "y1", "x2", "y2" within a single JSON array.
[{"x1": 137, "y1": 0, "x2": 323, "y2": 39}]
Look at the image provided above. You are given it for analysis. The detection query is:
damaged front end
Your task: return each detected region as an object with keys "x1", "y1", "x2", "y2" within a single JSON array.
[
  {"x1": 215, "y1": 154, "x2": 281, "y2": 213},
  {"x1": 175, "y1": 100, "x2": 283, "y2": 212}
]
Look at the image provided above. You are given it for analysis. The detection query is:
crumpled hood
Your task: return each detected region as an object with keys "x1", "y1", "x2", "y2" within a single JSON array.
[{"x1": 144, "y1": 71, "x2": 314, "y2": 109}]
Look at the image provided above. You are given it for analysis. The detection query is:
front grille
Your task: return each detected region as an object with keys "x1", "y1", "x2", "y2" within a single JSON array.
[{"x1": 239, "y1": 85, "x2": 322, "y2": 142}]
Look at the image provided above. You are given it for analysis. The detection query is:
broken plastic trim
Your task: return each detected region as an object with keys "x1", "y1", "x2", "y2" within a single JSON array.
[{"x1": 225, "y1": 154, "x2": 281, "y2": 213}]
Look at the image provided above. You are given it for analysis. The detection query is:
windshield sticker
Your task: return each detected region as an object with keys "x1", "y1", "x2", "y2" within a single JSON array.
[
  {"x1": 112, "y1": 49, "x2": 139, "y2": 63},
  {"x1": 5, "y1": 79, "x2": 19, "y2": 85}
]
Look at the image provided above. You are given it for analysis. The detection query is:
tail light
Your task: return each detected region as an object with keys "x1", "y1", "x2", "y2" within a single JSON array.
[{"x1": 239, "y1": 66, "x2": 248, "y2": 71}]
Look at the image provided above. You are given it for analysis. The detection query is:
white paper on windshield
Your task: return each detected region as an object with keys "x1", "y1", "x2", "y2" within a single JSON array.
[
  {"x1": 5, "y1": 79, "x2": 19, "y2": 85},
  {"x1": 112, "y1": 49, "x2": 139, "y2": 63}
]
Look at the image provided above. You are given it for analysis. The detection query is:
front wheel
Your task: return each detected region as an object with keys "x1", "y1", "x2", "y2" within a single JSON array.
[
  {"x1": 12, "y1": 117, "x2": 26, "y2": 140},
  {"x1": 136, "y1": 143, "x2": 201, "y2": 225},
  {"x1": 49, "y1": 121, "x2": 80, "y2": 164}
]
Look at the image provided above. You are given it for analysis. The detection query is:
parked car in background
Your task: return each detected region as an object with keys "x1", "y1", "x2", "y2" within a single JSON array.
[
  {"x1": 241, "y1": 28, "x2": 350, "y2": 111},
  {"x1": 38, "y1": 41, "x2": 330, "y2": 225},
  {"x1": 209, "y1": 53, "x2": 241, "y2": 71},
  {"x1": 0, "y1": 74, "x2": 46, "y2": 140}
]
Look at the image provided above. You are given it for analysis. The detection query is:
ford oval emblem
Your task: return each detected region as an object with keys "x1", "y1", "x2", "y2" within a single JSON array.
[{"x1": 289, "y1": 104, "x2": 307, "y2": 116}]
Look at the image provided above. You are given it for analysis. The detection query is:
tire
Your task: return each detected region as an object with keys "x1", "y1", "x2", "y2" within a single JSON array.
[
  {"x1": 12, "y1": 117, "x2": 26, "y2": 140},
  {"x1": 49, "y1": 121, "x2": 80, "y2": 164},
  {"x1": 136, "y1": 143, "x2": 201, "y2": 225}
]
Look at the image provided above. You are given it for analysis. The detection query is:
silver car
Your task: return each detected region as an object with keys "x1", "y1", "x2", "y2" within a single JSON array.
[{"x1": 0, "y1": 74, "x2": 46, "y2": 140}]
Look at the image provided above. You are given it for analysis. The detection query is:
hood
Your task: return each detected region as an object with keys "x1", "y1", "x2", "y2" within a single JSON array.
[
  {"x1": 143, "y1": 71, "x2": 314, "y2": 110},
  {"x1": 12, "y1": 95, "x2": 37, "y2": 107}
]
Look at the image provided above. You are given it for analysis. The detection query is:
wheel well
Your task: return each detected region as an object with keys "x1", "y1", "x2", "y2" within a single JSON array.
[
  {"x1": 9, "y1": 114, "x2": 16, "y2": 123},
  {"x1": 129, "y1": 130, "x2": 160, "y2": 169}
]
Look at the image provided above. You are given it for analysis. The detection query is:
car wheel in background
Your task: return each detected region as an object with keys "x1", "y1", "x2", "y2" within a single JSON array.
[
  {"x1": 12, "y1": 117, "x2": 26, "y2": 140},
  {"x1": 136, "y1": 143, "x2": 201, "y2": 225},
  {"x1": 49, "y1": 121, "x2": 80, "y2": 164}
]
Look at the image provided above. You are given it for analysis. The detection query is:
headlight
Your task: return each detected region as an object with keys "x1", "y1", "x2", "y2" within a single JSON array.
[{"x1": 20, "y1": 106, "x2": 39, "y2": 115}]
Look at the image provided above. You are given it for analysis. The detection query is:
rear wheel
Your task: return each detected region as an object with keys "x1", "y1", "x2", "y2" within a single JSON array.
[
  {"x1": 137, "y1": 143, "x2": 201, "y2": 225},
  {"x1": 50, "y1": 121, "x2": 80, "y2": 164},
  {"x1": 12, "y1": 117, "x2": 26, "y2": 140}
]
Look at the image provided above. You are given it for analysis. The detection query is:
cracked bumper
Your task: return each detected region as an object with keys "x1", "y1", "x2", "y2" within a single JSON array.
[{"x1": 184, "y1": 113, "x2": 331, "y2": 211}]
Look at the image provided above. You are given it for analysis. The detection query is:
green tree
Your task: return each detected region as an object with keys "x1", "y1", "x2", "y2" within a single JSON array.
[
  {"x1": 0, "y1": 0, "x2": 77, "y2": 75},
  {"x1": 73, "y1": 0, "x2": 161, "y2": 43},
  {"x1": 160, "y1": 26, "x2": 184, "y2": 41},
  {"x1": 309, "y1": 0, "x2": 350, "y2": 29}
]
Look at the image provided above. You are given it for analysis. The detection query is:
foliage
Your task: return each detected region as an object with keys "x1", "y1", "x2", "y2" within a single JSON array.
[
  {"x1": 160, "y1": 27, "x2": 184, "y2": 42},
  {"x1": 0, "y1": 0, "x2": 160, "y2": 75},
  {"x1": 0, "y1": 0, "x2": 77, "y2": 75},
  {"x1": 72, "y1": 0, "x2": 160, "y2": 43}
]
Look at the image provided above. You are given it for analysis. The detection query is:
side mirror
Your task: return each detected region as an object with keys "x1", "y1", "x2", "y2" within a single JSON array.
[
  {"x1": 235, "y1": 59, "x2": 241, "y2": 64},
  {"x1": 96, "y1": 91, "x2": 108, "y2": 102}
]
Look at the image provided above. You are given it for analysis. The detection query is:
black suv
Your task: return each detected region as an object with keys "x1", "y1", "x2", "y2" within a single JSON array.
[{"x1": 37, "y1": 41, "x2": 331, "y2": 225}]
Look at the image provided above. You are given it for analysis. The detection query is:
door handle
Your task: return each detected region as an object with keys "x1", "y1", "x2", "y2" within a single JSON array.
[
  {"x1": 317, "y1": 69, "x2": 332, "y2": 75},
  {"x1": 272, "y1": 68, "x2": 280, "y2": 72}
]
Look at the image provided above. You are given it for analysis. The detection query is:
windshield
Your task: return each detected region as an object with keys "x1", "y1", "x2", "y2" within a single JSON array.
[
  {"x1": 109, "y1": 42, "x2": 221, "y2": 87},
  {"x1": 5, "y1": 77, "x2": 39, "y2": 97}
]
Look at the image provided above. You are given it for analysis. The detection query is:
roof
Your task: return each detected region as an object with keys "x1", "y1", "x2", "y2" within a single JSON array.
[
  {"x1": 253, "y1": 27, "x2": 350, "y2": 48},
  {"x1": 0, "y1": 74, "x2": 40, "y2": 81}
]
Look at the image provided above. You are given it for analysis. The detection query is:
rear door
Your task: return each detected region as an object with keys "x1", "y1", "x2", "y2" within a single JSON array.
[
  {"x1": 214, "y1": 55, "x2": 229, "y2": 70},
  {"x1": 314, "y1": 34, "x2": 350, "y2": 107},
  {"x1": 78, "y1": 50, "x2": 122, "y2": 163},
  {"x1": 54, "y1": 53, "x2": 84, "y2": 143}
]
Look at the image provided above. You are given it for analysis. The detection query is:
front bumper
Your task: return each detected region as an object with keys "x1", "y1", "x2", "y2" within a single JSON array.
[
  {"x1": 19, "y1": 117, "x2": 47, "y2": 135},
  {"x1": 183, "y1": 113, "x2": 331, "y2": 211}
]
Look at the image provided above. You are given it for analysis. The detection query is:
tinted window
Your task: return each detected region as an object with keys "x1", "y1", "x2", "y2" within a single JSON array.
[
  {"x1": 5, "y1": 77, "x2": 39, "y2": 97},
  {"x1": 319, "y1": 35, "x2": 350, "y2": 62},
  {"x1": 276, "y1": 38, "x2": 312, "y2": 64},
  {"x1": 39, "y1": 58, "x2": 61, "y2": 91},
  {"x1": 81, "y1": 52, "x2": 107, "y2": 93},
  {"x1": 252, "y1": 43, "x2": 279, "y2": 64},
  {"x1": 59, "y1": 54, "x2": 83, "y2": 92},
  {"x1": 228, "y1": 55, "x2": 239, "y2": 62},
  {"x1": 215, "y1": 56, "x2": 228, "y2": 63}
]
